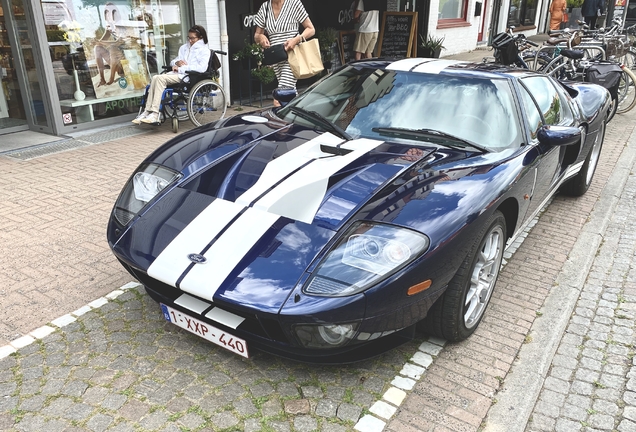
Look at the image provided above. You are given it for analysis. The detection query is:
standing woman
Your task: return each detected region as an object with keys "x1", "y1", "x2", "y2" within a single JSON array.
[
  {"x1": 549, "y1": 0, "x2": 567, "y2": 30},
  {"x1": 253, "y1": 0, "x2": 315, "y2": 106}
]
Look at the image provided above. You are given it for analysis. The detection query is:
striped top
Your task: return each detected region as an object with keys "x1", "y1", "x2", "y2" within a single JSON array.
[{"x1": 253, "y1": 0, "x2": 309, "y2": 46}]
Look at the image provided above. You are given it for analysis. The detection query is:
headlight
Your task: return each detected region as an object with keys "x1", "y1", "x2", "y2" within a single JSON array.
[
  {"x1": 303, "y1": 222, "x2": 429, "y2": 297},
  {"x1": 113, "y1": 164, "x2": 181, "y2": 226}
]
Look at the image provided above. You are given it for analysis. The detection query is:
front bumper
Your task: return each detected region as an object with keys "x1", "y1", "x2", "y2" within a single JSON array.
[{"x1": 119, "y1": 258, "x2": 418, "y2": 364}]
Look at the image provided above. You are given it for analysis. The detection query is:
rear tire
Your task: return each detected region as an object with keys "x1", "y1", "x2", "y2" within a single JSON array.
[
  {"x1": 188, "y1": 80, "x2": 228, "y2": 127},
  {"x1": 423, "y1": 211, "x2": 506, "y2": 342},
  {"x1": 560, "y1": 118, "x2": 605, "y2": 196}
]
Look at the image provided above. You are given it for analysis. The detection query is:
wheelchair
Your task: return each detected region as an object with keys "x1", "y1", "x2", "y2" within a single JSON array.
[{"x1": 138, "y1": 49, "x2": 228, "y2": 133}]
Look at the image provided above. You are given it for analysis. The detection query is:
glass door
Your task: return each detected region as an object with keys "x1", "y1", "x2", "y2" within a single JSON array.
[
  {"x1": 0, "y1": 0, "x2": 52, "y2": 135},
  {"x1": 0, "y1": 0, "x2": 28, "y2": 132}
]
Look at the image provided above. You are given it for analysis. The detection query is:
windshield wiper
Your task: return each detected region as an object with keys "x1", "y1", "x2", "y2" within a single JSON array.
[
  {"x1": 372, "y1": 127, "x2": 488, "y2": 153},
  {"x1": 289, "y1": 106, "x2": 352, "y2": 141}
]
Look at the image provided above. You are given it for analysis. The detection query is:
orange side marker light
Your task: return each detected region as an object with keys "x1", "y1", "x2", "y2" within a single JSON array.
[{"x1": 407, "y1": 280, "x2": 432, "y2": 296}]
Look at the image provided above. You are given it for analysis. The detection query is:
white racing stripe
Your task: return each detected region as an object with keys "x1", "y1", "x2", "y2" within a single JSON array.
[
  {"x1": 148, "y1": 133, "x2": 385, "y2": 300},
  {"x1": 236, "y1": 132, "x2": 344, "y2": 206},
  {"x1": 148, "y1": 199, "x2": 244, "y2": 286},
  {"x1": 253, "y1": 138, "x2": 384, "y2": 224},
  {"x1": 179, "y1": 207, "x2": 280, "y2": 300},
  {"x1": 411, "y1": 59, "x2": 465, "y2": 74},
  {"x1": 386, "y1": 58, "x2": 436, "y2": 71}
]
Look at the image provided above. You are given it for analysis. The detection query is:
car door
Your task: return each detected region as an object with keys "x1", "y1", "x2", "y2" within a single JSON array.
[{"x1": 518, "y1": 75, "x2": 575, "y2": 220}]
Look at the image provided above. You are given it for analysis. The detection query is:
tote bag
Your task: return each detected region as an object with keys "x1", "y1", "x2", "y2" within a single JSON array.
[{"x1": 288, "y1": 37, "x2": 324, "y2": 79}]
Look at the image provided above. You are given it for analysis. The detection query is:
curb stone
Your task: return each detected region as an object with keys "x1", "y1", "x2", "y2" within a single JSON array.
[{"x1": 0, "y1": 282, "x2": 143, "y2": 361}]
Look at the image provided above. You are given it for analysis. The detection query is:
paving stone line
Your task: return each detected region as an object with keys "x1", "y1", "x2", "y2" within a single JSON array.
[{"x1": 525, "y1": 148, "x2": 636, "y2": 432}]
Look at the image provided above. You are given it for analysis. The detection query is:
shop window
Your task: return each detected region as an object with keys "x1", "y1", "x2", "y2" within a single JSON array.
[
  {"x1": 507, "y1": 0, "x2": 538, "y2": 28},
  {"x1": 438, "y1": 0, "x2": 470, "y2": 27},
  {"x1": 40, "y1": 0, "x2": 187, "y2": 126}
]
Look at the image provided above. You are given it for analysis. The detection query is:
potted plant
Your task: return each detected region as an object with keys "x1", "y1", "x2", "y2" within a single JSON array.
[
  {"x1": 251, "y1": 66, "x2": 276, "y2": 85},
  {"x1": 419, "y1": 34, "x2": 446, "y2": 58},
  {"x1": 233, "y1": 39, "x2": 264, "y2": 69},
  {"x1": 566, "y1": 0, "x2": 584, "y2": 25},
  {"x1": 315, "y1": 27, "x2": 339, "y2": 69}
]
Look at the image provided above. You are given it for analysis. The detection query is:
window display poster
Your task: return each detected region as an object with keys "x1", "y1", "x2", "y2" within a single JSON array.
[{"x1": 82, "y1": 2, "x2": 150, "y2": 99}]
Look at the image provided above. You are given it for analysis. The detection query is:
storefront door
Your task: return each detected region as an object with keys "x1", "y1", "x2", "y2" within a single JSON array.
[
  {"x1": 1, "y1": 0, "x2": 27, "y2": 133},
  {"x1": 0, "y1": 0, "x2": 54, "y2": 135}
]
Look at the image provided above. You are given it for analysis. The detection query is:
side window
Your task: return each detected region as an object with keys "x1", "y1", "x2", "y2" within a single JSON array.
[
  {"x1": 552, "y1": 81, "x2": 575, "y2": 123},
  {"x1": 521, "y1": 76, "x2": 567, "y2": 125},
  {"x1": 519, "y1": 85, "x2": 543, "y2": 140}
]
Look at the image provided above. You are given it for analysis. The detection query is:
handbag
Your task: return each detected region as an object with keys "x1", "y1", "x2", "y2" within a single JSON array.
[
  {"x1": 288, "y1": 37, "x2": 324, "y2": 79},
  {"x1": 560, "y1": 11, "x2": 568, "y2": 29},
  {"x1": 262, "y1": 44, "x2": 288, "y2": 66}
]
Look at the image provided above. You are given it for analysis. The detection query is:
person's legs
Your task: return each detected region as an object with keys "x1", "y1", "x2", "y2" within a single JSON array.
[
  {"x1": 354, "y1": 31, "x2": 366, "y2": 61},
  {"x1": 140, "y1": 73, "x2": 182, "y2": 123},
  {"x1": 272, "y1": 62, "x2": 297, "y2": 106},
  {"x1": 589, "y1": 16, "x2": 598, "y2": 28},
  {"x1": 365, "y1": 32, "x2": 379, "y2": 58},
  {"x1": 145, "y1": 74, "x2": 181, "y2": 112},
  {"x1": 94, "y1": 45, "x2": 110, "y2": 87}
]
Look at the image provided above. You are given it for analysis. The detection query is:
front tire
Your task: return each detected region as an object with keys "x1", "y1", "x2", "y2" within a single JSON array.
[
  {"x1": 560, "y1": 118, "x2": 605, "y2": 196},
  {"x1": 423, "y1": 211, "x2": 506, "y2": 342}
]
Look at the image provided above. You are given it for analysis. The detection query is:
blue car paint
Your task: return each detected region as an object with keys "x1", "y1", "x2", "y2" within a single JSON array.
[{"x1": 107, "y1": 60, "x2": 609, "y2": 362}]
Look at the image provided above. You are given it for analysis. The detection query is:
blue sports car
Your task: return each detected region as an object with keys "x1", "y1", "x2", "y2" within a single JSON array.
[{"x1": 107, "y1": 58, "x2": 610, "y2": 363}]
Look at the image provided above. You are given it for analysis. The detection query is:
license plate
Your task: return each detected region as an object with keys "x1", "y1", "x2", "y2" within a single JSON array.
[{"x1": 160, "y1": 304, "x2": 249, "y2": 358}]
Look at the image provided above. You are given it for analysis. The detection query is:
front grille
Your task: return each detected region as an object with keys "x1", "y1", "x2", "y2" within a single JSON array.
[{"x1": 124, "y1": 264, "x2": 289, "y2": 344}]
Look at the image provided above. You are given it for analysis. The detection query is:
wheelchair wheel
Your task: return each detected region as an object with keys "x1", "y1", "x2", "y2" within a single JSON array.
[
  {"x1": 187, "y1": 80, "x2": 227, "y2": 127},
  {"x1": 172, "y1": 116, "x2": 179, "y2": 133}
]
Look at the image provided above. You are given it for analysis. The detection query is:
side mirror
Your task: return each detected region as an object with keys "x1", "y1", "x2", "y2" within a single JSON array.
[{"x1": 537, "y1": 125, "x2": 581, "y2": 147}]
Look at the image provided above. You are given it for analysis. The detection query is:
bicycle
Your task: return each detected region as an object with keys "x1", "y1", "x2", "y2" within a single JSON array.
[
  {"x1": 541, "y1": 28, "x2": 636, "y2": 119},
  {"x1": 489, "y1": 28, "x2": 540, "y2": 68}
]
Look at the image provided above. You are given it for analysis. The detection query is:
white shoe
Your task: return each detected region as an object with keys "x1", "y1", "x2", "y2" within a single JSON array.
[
  {"x1": 141, "y1": 112, "x2": 160, "y2": 124},
  {"x1": 132, "y1": 110, "x2": 150, "y2": 124}
]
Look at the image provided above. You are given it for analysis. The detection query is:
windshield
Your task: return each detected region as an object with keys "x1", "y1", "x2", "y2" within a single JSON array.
[{"x1": 277, "y1": 66, "x2": 522, "y2": 151}]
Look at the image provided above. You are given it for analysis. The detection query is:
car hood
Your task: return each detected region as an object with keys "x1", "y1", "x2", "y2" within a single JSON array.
[{"x1": 114, "y1": 116, "x2": 494, "y2": 314}]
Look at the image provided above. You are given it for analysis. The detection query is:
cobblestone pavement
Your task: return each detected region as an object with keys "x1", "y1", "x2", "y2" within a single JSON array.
[
  {"x1": 525, "y1": 141, "x2": 636, "y2": 430},
  {"x1": 1, "y1": 79, "x2": 636, "y2": 431},
  {"x1": 0, "y1": 282, "x2": 435, "y2": 432}
]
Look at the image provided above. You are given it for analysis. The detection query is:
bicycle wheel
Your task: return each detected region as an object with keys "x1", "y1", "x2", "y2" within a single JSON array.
[
  {"x1": 521, "y1": 51, "x2": 551, "y2": 71},
  {"x1": 547, "y1": 60, "x2": 573, "y2": 80},
  {"x1": 187, "y1": 80, "x2": 228, "y2": 127},
  {"x1": 617, "y1": 66, "x2": 636, "y2": 114},
  {"x1": 619, "y1": 50, "x2": 636, "y2": 71}
]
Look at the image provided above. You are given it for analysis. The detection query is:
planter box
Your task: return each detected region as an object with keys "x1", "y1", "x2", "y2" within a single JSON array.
[{"x1": 567, "y1": 7, "x2": 583, "y2": 28}]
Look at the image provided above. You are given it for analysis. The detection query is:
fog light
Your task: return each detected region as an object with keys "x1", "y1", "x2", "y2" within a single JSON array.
[{"x1": 294, "y1": 322, "x2": 359, "y2": 349}]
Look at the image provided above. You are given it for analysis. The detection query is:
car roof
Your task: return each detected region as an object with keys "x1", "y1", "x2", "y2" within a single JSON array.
[{"x1": 352, "y1": 58, "x2": 538, "y2": 80}]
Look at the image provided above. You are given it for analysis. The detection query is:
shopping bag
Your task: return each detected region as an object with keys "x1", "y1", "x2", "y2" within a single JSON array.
[
  {"x1": 288, "y1": 37, "x2": 324, "y2": 79},
  {"x1": 262, "y1": 44, "x2": 287, "y2": 66}
]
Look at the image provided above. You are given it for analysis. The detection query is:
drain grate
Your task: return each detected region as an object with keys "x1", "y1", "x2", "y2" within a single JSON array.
[
  {"x1": 75, "y1": 126, "x2": 148, "y2": 144},
  {"x1": 2, "y1": 126, "x2": 149, "y2": 161}
]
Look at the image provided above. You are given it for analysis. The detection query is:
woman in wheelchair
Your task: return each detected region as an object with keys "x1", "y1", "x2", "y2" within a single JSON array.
[{"x1": 133, "y1": 25, "x2": 211, "y2": 124}]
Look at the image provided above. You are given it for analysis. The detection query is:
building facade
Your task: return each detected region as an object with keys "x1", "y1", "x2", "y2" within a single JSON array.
[{"x1": 0, "y1": 0, "x2": 548, "y2": 137}]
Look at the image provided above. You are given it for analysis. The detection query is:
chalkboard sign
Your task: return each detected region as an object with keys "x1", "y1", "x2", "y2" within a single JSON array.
[
  {"x1": 377, "y1": 11, "x2": 418, "y2": 58},
  {"x1": 338, "y1": 30, "x2": 357, "y2": 65}
]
